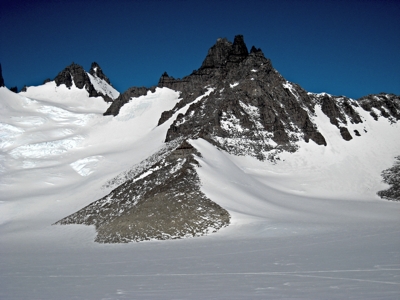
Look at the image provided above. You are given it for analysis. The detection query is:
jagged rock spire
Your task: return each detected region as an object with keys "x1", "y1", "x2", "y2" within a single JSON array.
[
  {"x1": 200, "y1": 35, "x2": 252, "y2": 69},
  {"x1": 229, "y1": 34, "x2": 249, "y2": 63},
  {"x1": 89, "y1": 62, "x2": 111, "y2": 84},
  {"x1": 200, "y1": 38, "x2": 233, "y2": 69},
  {"x1": 54, "y1": 63, "x2": 88, "y2": 89},
  {"x1": 53, "y1": 62, "x2": 114, "y2": 102},
  {"x1": 0, "y1": 63, "x2": 5, "y2": 87}
]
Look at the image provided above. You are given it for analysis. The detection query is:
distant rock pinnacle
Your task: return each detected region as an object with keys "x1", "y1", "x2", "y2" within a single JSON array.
[
  {"x1": 90, "y1": 62, "x2": 111, "y2": 84},
  {"x1": 54, "y1": 63, "x2": 88, "y2": 89},
  {"x1": 54, "y1": 62, "x2": 113, "y2": 102},
  {"x1": 200, "y1": 35, "x2": 250, "y2": 69},
  {"x1": 0, "y1": 64, "x2": 5, "y2": 87}
]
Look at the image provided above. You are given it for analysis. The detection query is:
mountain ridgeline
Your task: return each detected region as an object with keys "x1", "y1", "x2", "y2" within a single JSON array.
[
  {"x1": 106, "y1": 35, "x2": 399, "y2": 159},
  {"x1": 48, "y1": 35, "x2": 400, "y2": 242}
]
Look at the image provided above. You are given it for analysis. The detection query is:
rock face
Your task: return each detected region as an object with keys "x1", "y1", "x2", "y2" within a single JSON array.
[
  {"x1": 358, "y1": 93, "x2": 400, "y2": 122},
  {"x1": 378, "y1": 156, "x2": 400, "y2": 201},
  {"x1": 155, "y1": 35, "x2": 329, "y2": 159},
  {"x1": 154, "y1": 35, "x2": 400, "y2": 160},
  {"x1": 0, "y1": 64, "x2": 5, "y2": 87},
  {"x1": 56, "y1": 141, "x2": 230, "y2": 242},
  {"x1": 89, "y1": 62, "x2": 111, "y2": 84},
  {"x1": 54, "y1": 62, "x2": 114, "y2": 102}
]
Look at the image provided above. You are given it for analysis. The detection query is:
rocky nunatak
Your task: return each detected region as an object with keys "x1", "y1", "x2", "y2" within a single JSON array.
[{"x1": 55, "y1": 141, "x2": 230, "y2": 242}]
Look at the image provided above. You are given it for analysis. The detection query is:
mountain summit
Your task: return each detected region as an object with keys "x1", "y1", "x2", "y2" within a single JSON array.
[{"x1": 53, "y1": 62, "x2": 119, "y2": 101}]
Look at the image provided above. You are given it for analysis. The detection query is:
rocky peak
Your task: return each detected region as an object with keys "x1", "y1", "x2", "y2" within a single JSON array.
[
  {"x1": 107, "y1": 35, "x2": 397, "y2": 159},
  {"x1": 200, "y1": 35, "x2": 250, "y2": 70},
  {"x1": 157, "y1": 72, "x2": 180, "y2": 89},
  {"x1": 200, "y1": 38, "x2": 233, "y2": 69},
  {"x1": 54, "y1": 63, "x2": 89, "y2": 89},
  {"x1": 89, "y1": 62, "x2": 111, "y2": 84},
  {"x1": 0, "y1": 64, "x2": 5, "y2": 87},
  {"x1": 250, "y1": 45, "x2": 264, "y2": 57},
  {"x1": 228, "y1": 34, "x2": 249, "y2": 63},
  {"x1": 54, "y1": 62, "x2": 114, "y2": 102}
]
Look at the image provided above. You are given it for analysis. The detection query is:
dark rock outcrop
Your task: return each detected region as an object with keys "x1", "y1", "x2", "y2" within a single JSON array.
[
  {"x1": 339, "y1": 127, "x2": 353, "y2": 141},
  {"x1": 56, "y1": 140, "x2": 230, "y2": 242},
  {"x1": 89, "y1": 62, "x2": 111, "y2": 84},
  {"x1": 358, "y1": 93, "x2": 400, "y2": 122},
  {"x1": 54, "y1": 62, "x2": 113, "y2": 102},
  {"x1": 0, "y1": 64, "x2": 4, "y2": 87},
  {"x1": 54, "y1": 63, "x2": 88, "y2": 89},
  {"x1": 378, "y1": 156, "x2": 400, "y2": 201},
  {"x1": 101, "y1": 35, "x2": 399, "y2": 156},
  {"x1": 10, "y1": 86, "x2": 18, "y2": 93},
  {"x1": 158, "y1": 35, "x2": 327, "y2": 159}
]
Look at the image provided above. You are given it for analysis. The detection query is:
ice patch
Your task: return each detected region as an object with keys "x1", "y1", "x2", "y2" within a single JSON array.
[
  {"x1": 37, "y1": 105, "x2": 92, "y2": 125},
  {"x1": 87, "y1": 73, "x2": 120, "y2": 100},
  {"x1": 10, "y1": 136, "x2": 84, "y2": 159},
  {"x1": 220, "y1": 112, "x2": 244, "y2": 133},
  {"x1": 10, "y1": 116, "x2": 46, "y2": 126},
  {"x1": 70, "y1": 156, "x2": 103, "y2": 176},
  {"x1": 230, "y1": 82, "x2": 239, "y2": 88},
  {"x1": 0, "y1": 123, "x2": 24, "y2": 149},
  {"x1": 283, "y1": 81, "x2": 300, "y2": 101}
]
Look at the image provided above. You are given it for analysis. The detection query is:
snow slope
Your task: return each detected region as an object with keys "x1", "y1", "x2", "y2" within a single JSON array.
[
  {"x1": 0, "y1": 86, "x2": 399, "y2": 299},
  {"x1": 87, "y1": 72, "x2": 120, "y2": 100}
]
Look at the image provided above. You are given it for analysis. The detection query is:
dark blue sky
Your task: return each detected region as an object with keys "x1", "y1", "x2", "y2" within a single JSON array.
[{"x1": 1, "y1": 0, "x2": 399, "y2": 99}]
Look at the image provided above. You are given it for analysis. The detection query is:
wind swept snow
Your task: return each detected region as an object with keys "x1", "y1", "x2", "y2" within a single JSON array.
[{"x1": 87, "y1": 73, "x2": 120, "y2": 100}]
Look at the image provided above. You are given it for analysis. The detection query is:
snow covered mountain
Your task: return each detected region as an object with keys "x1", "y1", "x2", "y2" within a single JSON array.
[
  {"x1": 54, "y1": 35, "x2": 400, "y2": 243},
  {"x1": 0, "y1": 35, "x2": 399, "y2": 299}
]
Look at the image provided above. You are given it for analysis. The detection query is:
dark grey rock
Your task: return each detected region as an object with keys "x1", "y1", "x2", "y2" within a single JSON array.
[
  {"x1": 339, "y1": 127, "x2": 352, "y2": 141},
  {"x1": 358, "y1": 93, "x2": 400, "y2": 122},
  {"x1": 161, "y1": 35, "x2": 327, "y2": 158},
  {"x1": 312, "y1": 93, "x2": 365, "y2": 141},
  {"x1": 55, "y1": 141, "x2": 230, "y2": 243},
  {"x1": 54, "y1": 62, "x2": 113, "y2": 102},
  {"x1": 104, "y1": 35, "x2": 398, "y2": 156},
  {"x1": 89, "y1": 62, "x2": 111, "y2": 84},
  {"x1": 10, "y1": 86, "x2": 18, "y2": 93},
  {"x1": 377, "y1": 156, "x2": 400, "y2": 201},
  {"x1": 0, "y1": 64, "x2": 4, "y2": 87},
  {"x1": 54, "y1": 62, "x2": 86, "y2": 88},
  {"x1": 200, "y1": 37, "x2": 233, "y2": 69}
]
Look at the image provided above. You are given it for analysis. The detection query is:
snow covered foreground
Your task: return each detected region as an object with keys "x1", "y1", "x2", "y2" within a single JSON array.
[{"x1": 0, "y1": 85, "x2": 399, "y2": 299}]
